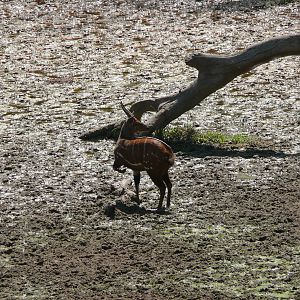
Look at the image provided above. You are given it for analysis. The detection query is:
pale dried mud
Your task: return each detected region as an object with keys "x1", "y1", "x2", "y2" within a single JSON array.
[{"x1": 1, "y1": 1, "x2": 299, "y2": 299}]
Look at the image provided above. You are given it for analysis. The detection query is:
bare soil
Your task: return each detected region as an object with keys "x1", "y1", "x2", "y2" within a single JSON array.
[{"x1": 1, "y1": 1, "x2": 299, "y2": 299}]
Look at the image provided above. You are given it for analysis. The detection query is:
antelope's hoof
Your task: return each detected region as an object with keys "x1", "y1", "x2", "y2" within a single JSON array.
[{"x1": 117, "y1": 167, "x2": 126, "y2": 173}]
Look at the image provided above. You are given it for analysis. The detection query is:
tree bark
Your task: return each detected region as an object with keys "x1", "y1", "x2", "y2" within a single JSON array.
[{"x1": 80, "y1": 35, "x2": 300, "y2": 141}]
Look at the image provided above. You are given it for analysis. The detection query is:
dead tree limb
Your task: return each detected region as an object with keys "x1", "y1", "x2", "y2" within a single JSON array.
[{"x1": 80, "y1": 35, "x2": 300, "y2": 141}]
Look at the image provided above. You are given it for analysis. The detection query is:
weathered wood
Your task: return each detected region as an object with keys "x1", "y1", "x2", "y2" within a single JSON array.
[
  {"x1": 80, "y1": 120, "x2": 123, "y2": 140},
  {"x1": 80, "y1": 35, "x2": 300, "y2": 140}
]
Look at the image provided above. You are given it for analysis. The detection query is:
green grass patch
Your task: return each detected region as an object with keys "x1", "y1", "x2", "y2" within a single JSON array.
[{"x1": 155, "y1": 125, "x2": 257, "y2": 147}]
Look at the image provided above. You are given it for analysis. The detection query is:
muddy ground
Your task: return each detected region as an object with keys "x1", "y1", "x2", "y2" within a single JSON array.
[{"x1": 1, "y1": 1, "x2": 300, "y2": 299}]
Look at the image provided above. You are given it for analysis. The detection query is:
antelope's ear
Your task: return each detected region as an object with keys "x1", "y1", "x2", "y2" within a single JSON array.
[{"x1": 121, "y1": 101, "x2": 134, "y2": 118}]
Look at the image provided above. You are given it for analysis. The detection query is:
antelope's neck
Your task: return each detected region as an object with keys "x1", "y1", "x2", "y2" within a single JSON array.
[
  {"x1": 118, "y1": 123, "x2": 133, "y2": 139},
  {"x1": 119, "y1": 132, "x2": 141, "y2": 140},
  {"x1": 118, "y1": 133, "x2": 135, "y2": 140}
]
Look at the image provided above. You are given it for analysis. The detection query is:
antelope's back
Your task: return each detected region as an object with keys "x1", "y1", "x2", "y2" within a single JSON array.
[{"x1": 121, "y1": 137, "x2": 175, "y2": 173}]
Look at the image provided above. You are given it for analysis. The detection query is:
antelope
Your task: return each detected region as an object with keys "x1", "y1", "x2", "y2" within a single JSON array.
[{"x1": 113, "y1": 102, "x2": 175, "y2": 211}]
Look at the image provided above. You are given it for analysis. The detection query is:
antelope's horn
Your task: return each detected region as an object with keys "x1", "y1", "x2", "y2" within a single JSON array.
[{"x1": 121, "y1": 101, "x2": 134, "y2": 118}]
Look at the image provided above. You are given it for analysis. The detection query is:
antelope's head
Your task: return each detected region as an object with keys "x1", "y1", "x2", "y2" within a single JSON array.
[{"x1": 120, "y1": 102, "x2": 149, "y2": 138}]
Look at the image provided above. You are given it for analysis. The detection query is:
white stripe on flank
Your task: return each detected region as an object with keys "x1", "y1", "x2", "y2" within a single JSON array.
[
  {"x1": 143, "y1": 138, "x2": 147, "y2": 163},
  {"x1": 132, "y1": 141, "x2": 135, "y2": 161},
  {"x1": 134, "y1": 137, "x2": 173, "y2": 151}
]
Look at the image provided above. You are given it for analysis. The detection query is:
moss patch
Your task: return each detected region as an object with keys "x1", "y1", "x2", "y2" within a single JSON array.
[{"x1": 155, "y1": 125, "x2": 261, "y2": 147}]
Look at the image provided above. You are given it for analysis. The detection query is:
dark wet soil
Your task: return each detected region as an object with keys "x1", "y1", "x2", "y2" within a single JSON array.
[{"x1": 1, "y1": 1, "x2": 299, "y2": 299}]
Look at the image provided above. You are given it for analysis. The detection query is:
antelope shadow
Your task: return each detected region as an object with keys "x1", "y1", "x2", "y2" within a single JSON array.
[
  {"x1": 103, "y1": 200, "x2": 171, "y2": 219},
  {"x1": 115, "y1": 200, "x2": 171, "y2": 216}
]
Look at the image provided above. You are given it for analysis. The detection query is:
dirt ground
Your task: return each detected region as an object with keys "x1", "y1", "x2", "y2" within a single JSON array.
[{"x1": 1, "y1": 1, "x2": 299, "y2": 299}]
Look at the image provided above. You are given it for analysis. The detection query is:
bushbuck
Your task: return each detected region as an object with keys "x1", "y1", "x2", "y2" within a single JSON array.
[{"x1": 113, "y1": 102, "x2": 175, "y2": 211}]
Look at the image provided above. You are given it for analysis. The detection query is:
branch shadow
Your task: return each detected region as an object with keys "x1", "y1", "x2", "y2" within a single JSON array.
[
  {"x1": 83, "y1": 129, "x2": 297, "y2": 159},
  {"x1": 205, "y1": 0, "x2": 296, "y2": 12},
  {"x1": 169, "y1": 142, "x2": 298, "y2": 159}
]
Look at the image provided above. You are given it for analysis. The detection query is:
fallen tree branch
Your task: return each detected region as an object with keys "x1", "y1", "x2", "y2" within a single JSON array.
[{"x1": 80, "y1": 34, "x2": 300, "y2": 141}]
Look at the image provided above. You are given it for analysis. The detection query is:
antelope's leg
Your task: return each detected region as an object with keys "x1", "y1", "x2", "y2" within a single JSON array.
[
  {"x1": 113, "y1": 158, "x2": 126, "y2": 173},
  {"x1": 148, "y1": 173, "x2": 166, "y2": 210},
  {"x1": 133, "y1": 171, "x2": 141, "y2": 203},
  {"x1": 163, "y1": 173, "x2": 172, "y2": 208}
]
